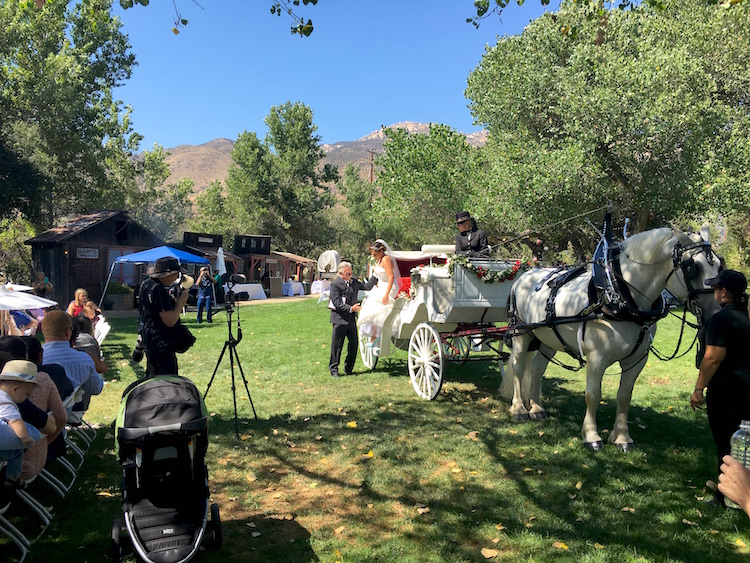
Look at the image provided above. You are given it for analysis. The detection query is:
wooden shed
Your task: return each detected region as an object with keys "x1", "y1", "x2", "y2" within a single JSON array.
[{"x1": 25, "y1": 210, "x2": 164, "y2": 306}]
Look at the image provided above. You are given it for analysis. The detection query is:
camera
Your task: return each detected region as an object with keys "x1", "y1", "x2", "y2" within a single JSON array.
[{"x1": 132, "y1": 332, "x2": 145, "y2": 363}]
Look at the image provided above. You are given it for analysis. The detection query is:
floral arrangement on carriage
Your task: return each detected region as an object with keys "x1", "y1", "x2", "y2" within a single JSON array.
[{"x1": 448, "y1": 255, "x2": 529, "y2": 283}]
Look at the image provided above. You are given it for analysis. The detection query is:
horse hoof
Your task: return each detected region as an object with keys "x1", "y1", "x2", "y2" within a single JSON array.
[
  {"x1": 512, "y1": 413, "x2": 530, "y2": 423},
  {"x1": 616, "y1": 442, "x2": 636, "y2": 453},
  {"x1": 584, "y1": 441, "x2": 604, "y2": 451},
  {"x1": 529, "y1": 411, "x2": 548, "y2": 421}
]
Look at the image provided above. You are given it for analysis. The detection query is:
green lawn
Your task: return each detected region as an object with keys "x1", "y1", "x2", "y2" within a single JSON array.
[{"x1": 4, "y1": 298, "x2": 750, "y2": 562}]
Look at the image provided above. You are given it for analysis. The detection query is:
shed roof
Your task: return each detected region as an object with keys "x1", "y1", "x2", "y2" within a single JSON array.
[
  {"x1": 273, "y1": 251, "x2": 316, "y2": 264},
  {"x1": 25, "y1": 210, "x2": 136, "y2": 245}
]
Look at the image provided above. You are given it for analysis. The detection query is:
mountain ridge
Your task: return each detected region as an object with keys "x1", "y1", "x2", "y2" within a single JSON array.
[{"x1": 163, "y1": 122, "x2": 487, "y2": 194}]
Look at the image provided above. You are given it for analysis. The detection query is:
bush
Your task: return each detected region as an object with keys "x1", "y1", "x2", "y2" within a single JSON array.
[{"x1": 107, "y1": 281, "x2": 133, "y2": 294}]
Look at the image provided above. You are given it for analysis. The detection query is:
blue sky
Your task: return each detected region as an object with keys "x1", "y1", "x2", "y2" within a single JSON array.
[{"x1": 113, "y1": 1, "x2": 560, "y2": 150}]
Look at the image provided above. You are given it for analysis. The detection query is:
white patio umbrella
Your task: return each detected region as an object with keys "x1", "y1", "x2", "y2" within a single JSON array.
[
  {"x1": 216, "y1": 247, "x2": 227, "y2": 276},
  {"x1": 0, "y1": 286, "x2": 57, "y2": 310},
  {"x1": 0, "y1": 286, "x2": 57, "y2": 336},
  {"x1": 214, "y1": 247, "x2": 228, "y2": 304},
  {"x1": 4, "y1": 283, "x2": 34, "y2": 292}
]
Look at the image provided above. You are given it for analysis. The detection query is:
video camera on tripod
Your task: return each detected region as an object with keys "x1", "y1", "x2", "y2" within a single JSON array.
[
  {"x1": 223, "y1": 273, "x2": 247, "y2": 312},
  {"x1": 203, "y1": 271, "x2": 257, "y2": 437}
]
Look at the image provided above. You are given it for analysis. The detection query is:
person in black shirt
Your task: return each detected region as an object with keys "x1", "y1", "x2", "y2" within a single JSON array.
[
  {"x1": 454, "y1": 211, "x2": 489, "y2": 257},
  {"x1": 691, "y1": 269, "x2": 750, "y2": 505},
  {"x1": 138, "y1": 257, "x2": 192, "y2": 377}
]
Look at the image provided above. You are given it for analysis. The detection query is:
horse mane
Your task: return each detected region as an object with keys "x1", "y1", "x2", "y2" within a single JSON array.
[{"x1": 620, "y1": 227, "x2": 675, "y2": 263}]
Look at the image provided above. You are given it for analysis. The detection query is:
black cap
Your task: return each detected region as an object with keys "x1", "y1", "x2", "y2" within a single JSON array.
[
  {"x1": 456, "y1": 211, "x2": 472, "y2": 224},
  {"x1": 704, "y1": 269, "x2": 747, "y2": 295}
]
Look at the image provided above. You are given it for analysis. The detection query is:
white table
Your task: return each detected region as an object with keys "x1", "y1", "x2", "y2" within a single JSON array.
[
  {"x1": 310, "y1": 280, "x2": 331, "y2": 294},
  {"x1": 282, "y1": 281, "x2": 305, "y2": 296},
  {"x1": 225, "y1": 283, "x2": 267, "y2": 300}
]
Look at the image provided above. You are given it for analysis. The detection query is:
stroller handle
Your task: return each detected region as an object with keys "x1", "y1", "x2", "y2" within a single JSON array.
[{"x1": 119, "y1": 417, "x2": 209, "y2": 440}]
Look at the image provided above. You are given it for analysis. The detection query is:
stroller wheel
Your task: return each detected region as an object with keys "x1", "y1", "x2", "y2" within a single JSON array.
[
  {"x1": 210, "y1": 503, "x2": 223, "y2": 546},
  {"x1": 111, "y1": 519, "x2": 122, "y2": 561}
]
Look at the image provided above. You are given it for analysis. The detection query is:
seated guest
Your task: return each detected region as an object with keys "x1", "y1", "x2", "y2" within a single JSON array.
[
  {"x1": 72, "y1": 316, "x2": 108, "y2": 375},
  {"x1": 65, "y1": 288, "x2": 89, "y2": 317},
  {"x1": 20, "y1": 362, "x2": 66, "y2": 481},
  {"x1": 0, "y1": 336, "x2": 57, "y2": 434},
  {"x1": 0, "y1": 359, "x2": 44, "y2": 512},
  {"x1": 41, "y1": 311, "x2": 103, "y2": 413},
  {"x1": 455, "y1": 211, "x2": 490, "y2": 257},
  {"x1": 21, "y1": 336, "x2": 70, "y2": 463},
  {"x1": 81, "y1": 300, "x2": 101, "y2": 330}
]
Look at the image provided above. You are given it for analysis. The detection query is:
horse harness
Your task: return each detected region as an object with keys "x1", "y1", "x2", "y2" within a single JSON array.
[{"x1": 509, "y1": 236, "x2": 715, "y2": 367}]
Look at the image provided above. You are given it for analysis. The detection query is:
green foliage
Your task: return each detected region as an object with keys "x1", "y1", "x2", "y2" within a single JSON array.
[
  {"x1": 0, "y1": 213, "x2": 34, "y2": 283},
  {"x1": 328, "y1": 164, "x2": 378, "y2": 270},
  {"x1": 210, "y1": 102, "x2": 337, "y2": 256},
  {"x1": 375, "y1": 124, "x2": 483, "y2": 249},
  {"x1": 106, "y1": 281, "x2": 133, "y2": 294},
  {"x1": 0, "y1": 0, "x2": 138, "y2": 229},
  {"x1": 466, "y1": 0, "x2": 750, "y2": 255}
]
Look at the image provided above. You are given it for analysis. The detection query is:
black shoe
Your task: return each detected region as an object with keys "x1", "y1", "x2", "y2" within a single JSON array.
[
  {"x1": 330, "y1": 371, "x2": 339, "y2": 377},
  {"x1": 345, "y1": 370, "x2": 353, "y2": 375}
]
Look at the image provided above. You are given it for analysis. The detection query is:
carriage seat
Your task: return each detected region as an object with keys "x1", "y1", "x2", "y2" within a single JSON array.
[{"x1": 398, "y1": 277, "x2": 411, "y2": 296}]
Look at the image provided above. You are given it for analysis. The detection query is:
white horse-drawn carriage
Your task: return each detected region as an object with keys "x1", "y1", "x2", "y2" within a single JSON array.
[
  {"x1": 358, "y1": 226, "x2": 721, "y2": 451},
  {"x1": 358, "y1": 244, "x2": 521, "y2": 400}
]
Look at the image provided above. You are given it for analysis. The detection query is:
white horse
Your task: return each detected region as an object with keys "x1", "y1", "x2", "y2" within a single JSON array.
[{"x1": 499, "y1": 227, "x2": 720, "y2": 451}]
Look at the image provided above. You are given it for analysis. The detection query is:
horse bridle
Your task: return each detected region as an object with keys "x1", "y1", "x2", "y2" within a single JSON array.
[{"x1": 666, "y1": 240, "x2": 717, "y2": 320}]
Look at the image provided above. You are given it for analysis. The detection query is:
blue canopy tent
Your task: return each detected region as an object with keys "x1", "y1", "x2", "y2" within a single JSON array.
[{"x1": 99, "y1": 246, "x2": 210, "y2": 308}]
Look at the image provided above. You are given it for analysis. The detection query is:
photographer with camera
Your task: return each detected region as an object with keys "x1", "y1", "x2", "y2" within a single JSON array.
[{"x1": 137, "y1": 257, "x2": 196, "y2": 378}]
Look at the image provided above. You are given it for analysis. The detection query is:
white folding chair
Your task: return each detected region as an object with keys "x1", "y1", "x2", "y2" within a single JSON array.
[
  {"x1": 15, "y1": 476, "x2": 53, "y2": 528},
  {"x1": 94, "y1": 317, "x2": 111, "y2": 346},
  {"x1": 61, "y1": 387, "x2": 87, "y2": 470},
  {"x1": 0, "y1": 461, "x2": 31, "y2": 562}
]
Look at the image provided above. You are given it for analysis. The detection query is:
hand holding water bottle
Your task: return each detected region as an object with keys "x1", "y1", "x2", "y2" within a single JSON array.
[{"x1": 719, "y1": 455, "x2": 750, "y2": 517}]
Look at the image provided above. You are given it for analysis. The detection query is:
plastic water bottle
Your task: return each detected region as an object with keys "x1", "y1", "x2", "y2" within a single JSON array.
[{"x1": 726, "y1": 420, "x2": 750, "y2": 510}]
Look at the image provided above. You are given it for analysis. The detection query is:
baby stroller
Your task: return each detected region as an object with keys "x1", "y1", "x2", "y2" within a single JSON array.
[{"x1": 112, "y1": 375, "x2": 221, "y2": 562}]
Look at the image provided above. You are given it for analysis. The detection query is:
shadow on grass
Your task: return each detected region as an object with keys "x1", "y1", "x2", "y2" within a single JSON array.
[{"x1": 202, "y1": 374, "x2": 748, "y2": 562}]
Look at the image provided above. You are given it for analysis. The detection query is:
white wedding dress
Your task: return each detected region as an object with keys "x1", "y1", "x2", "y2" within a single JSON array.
[{"x1": 358, "y1": 263, "x2": 399, "y2": 339}]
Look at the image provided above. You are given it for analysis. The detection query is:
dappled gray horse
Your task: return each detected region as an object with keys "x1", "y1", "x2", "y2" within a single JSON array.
[{"x1": 500, "y1": 227, "x2": 720, "y2": 451}]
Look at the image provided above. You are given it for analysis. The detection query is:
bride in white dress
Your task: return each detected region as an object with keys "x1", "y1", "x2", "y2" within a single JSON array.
[{"x1": 358, "y1": 239, "x2": 401, "y2": 349}]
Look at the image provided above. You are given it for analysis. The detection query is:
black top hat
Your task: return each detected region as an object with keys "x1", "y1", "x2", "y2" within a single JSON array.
[
  {"x1": 456, "y1": 211, "x2": 472, "y2": 224},
  {"x1": 149, "y1": 257, "x2": 187, "y2": 278},
  {"x1": 705, "y1": 269, "x2": 748, "y2": 295}
]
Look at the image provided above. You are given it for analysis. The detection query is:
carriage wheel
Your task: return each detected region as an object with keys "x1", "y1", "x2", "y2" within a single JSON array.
[
  {"x1": 408, "y1": 323, "x2": 444, "y2": 400},
  {"x1": 443, "y1": 336, "x2": 470, "y2": 365},
  {"x1": 358, "y1": 325, "x2": 378, "y2": 371}
]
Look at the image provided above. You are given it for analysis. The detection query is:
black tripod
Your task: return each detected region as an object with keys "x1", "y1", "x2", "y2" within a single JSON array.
[{"x1": 203, "y1": 288, "x2": 257, "y2": 439}]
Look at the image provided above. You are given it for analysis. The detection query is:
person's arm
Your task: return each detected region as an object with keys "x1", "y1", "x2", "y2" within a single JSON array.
[
  {"x1": 66, "y1": 301, "x2": 76, "y2": 316},
  {"x1": 719, "y1": 455, "x2": 750, "y2": 517},
  {"x1": 45, "y1": 384, "x2": 68, "y2": 443},
  {"x1": 81, "y1": 345, "x2": 108, "y2": 374},
  {"x1": 476, "y1": 230, "x2": 489, "y2": 253},
  {"x1": 691, "y1": 344, "x2": 726, "y2": 410},
  {"x1": 381, "y1": 256, "x2": 395, "y2": 305},
  {"x1": 41, "y1": 414, "x2": 56, "y2": 435},
  {"x1": 82, "y1": 357, "x2": 104, "y2": 397},
  {"x1": 8, "y1": 418, "x2": 33, "y2": 446},
  {"x1": 159, "y1": 288, "x2": 190, "y2": 328}
]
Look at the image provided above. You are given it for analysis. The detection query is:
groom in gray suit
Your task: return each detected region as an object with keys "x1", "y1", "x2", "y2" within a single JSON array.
[{"x1": 329, "y1": 261, "x2": 377, "y2": 377}]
